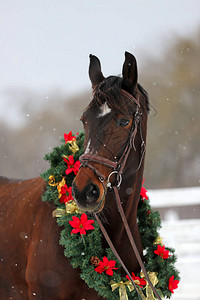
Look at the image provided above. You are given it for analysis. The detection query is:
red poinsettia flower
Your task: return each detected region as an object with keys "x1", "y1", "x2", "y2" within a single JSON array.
[
  {"x1": 69, "y1": 213, "x2": 94, "y2": 235},
  {"x1": 126, "y1": 272, "x2": 147, "y2": 287},
  {"x1": 64, "y1": 131, "x2": 76, "y2": 143},
  {"x1": 63, "y1": 155, "x2": 80, "y2": 175},
  {"x1": 140, "y1": 178, "x2": 148, "y2": 200},
  {"x1": 59, "y1": 184, "x2": 73, "y2": 204},
  {"x1": 168, "y1": 276, "x2": 179, "y2": 293},
  {"x1": 154, "y1": 244, "x2": 169, "y2": 259},
  {"x1": 95, "y1": 256, "x2": 118, "y2": 276}
]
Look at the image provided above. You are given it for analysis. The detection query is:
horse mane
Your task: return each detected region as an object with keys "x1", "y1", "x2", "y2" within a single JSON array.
[{"x1": 87, "y1": 75, "x2": 150, "y2": 115}]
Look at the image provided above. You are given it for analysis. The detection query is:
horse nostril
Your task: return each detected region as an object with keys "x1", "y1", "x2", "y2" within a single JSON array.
[
  {"x1": 72, "y1": 182, "x2": 100, "y2": 209},
  {"x1": 86, "y1": 184, "x2": 100, "y2": 203}
]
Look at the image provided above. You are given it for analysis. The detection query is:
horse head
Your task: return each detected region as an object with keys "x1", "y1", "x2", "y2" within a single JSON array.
[{"x1": 72, "y1": 52, "x2": 149, "y2": 213}]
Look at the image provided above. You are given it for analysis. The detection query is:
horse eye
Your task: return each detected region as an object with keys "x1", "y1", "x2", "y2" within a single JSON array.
[{"x1": 118, "y1": 118, "x2": 130, "y2": 127}]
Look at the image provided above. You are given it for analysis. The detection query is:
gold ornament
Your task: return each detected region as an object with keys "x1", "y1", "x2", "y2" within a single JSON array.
[
  {"x1": 52, "y1": 200, "x2": 82, "y2": 218},
  {"x1": 48, "y1": 176, "x2": 66, "y2": 199},
  {"x1": 63, "y1": 139, "x2": 79, "y2": 159},
  {"x1": 52, "y1": 208, "x2": 66, "y2": 218},
  {"x1": 68, "y1": 139, "x2": 79, "y2": 154},
  {"x1": 65, "y1": 200, "x2": 82, "y2": 214},
  {"x1": 57, "y1": 177, "x2": 66, "y2": 198},
  {"x1": 153, "y1": 236, "x2": 163, "y2": 246},
  {"x1": 110, "y1": 280, "x2": 134, "y2": 300},
  {"x1": 48, "y1": 175, "x2": 57, "y2": 186},
  {"x1": 140, "y1": 272, "x2": 161, "y2": 300}
]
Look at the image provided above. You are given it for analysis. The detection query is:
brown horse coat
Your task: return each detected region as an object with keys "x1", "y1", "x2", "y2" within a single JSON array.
[
  {"x1": 0, "y1": 177, "x2": 103, "y2": 300},
  {"x1": 0, "y1": 52, "x2": 149, "y2": 299}
]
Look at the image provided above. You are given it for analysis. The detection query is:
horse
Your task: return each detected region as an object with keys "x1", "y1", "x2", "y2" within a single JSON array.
[{"x1": 0, "y1": 51, "x2": 149, "y2": 300}]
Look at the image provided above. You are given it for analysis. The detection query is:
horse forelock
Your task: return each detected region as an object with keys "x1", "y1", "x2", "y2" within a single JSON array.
[{"x1": 86, "y1": 76, "x2": 149, "y2": 116}]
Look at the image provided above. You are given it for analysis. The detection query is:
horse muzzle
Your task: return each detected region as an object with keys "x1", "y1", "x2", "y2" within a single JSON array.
[{"x1": 72, "y1": 176, "x2": 106, "y2": 213}]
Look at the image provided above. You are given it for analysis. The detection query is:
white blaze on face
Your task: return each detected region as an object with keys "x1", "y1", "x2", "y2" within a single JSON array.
[
  {"x1": 84, "y1": 102, "x2": 111, "y2": 155},
  {"x1": 84, "y1": 139, "x2": 91, "y2": 154},
  {"x1": 98, "y1": 102, "x2": 111, "y2": 118}
]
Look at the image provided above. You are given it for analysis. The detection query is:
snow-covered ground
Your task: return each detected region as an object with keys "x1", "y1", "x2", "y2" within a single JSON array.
[{"x1": 149, "y1": 187, "x2": 200, "y2": 300}]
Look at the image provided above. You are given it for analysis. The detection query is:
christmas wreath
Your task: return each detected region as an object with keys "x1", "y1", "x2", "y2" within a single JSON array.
[{"x1": 41, "y1": 131, "x2": 180, "y2": 299}]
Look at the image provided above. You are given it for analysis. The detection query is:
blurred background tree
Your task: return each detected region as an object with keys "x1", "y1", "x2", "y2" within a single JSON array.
[
  {"x1": 0, "y1": 31, "x2": 199, "y2": 188},
  {"x1": 142, "y1": 30, "x2": 200, "y2": 188}
]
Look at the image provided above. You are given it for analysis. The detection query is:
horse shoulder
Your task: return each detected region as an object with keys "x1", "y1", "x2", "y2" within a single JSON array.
[{"x1": 0, "y1": 177, "x2": 102, "y2": 299}]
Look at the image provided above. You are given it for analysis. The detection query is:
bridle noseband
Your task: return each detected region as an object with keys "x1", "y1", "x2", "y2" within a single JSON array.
[{"x1": 79, "y1": 89, "x2": 161, "y2": 299}]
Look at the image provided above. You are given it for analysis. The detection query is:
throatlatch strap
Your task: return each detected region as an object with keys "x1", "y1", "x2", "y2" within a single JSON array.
[{"x1": 113, "y1": 186, "x2": 161, "y2": 300}]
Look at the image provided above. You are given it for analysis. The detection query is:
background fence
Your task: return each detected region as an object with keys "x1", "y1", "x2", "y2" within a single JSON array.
[{"x1": 149, "y1": 187, "x2": 200, "y2": 299}]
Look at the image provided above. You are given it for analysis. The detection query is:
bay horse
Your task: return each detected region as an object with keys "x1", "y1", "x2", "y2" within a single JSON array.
[{"x1": 0, "y1": 52, "x2": 149, "y2": 299}]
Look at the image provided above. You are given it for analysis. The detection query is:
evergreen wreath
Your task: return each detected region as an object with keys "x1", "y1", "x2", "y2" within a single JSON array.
[{"x1": 41, "y1": 131, "x2": 180, "y2": 299}]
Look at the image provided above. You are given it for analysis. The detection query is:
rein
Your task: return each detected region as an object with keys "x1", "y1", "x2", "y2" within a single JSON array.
[{"x1": 79, "y1": 90, "x2": 161, "y2": 299}]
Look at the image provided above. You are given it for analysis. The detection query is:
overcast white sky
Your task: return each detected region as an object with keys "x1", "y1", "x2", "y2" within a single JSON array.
[{"x1": 0, "y1": 0, "x2": 200, "y2": 100}]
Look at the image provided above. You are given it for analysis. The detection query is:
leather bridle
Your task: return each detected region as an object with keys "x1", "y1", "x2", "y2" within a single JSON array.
[
  {"x1": 80, "y1": 90, "x2": 145, "y2": 192},
  {"x1": 79, "y1": 89, "x2": 161, "y2": 299}
]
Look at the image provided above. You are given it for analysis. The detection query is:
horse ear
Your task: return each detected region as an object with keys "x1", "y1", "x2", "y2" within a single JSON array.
[
  {"x1": 89, "y1": 54, "x2": 105, "y2": 88},
  {"x1": 121, "y1": 51, "x2": 138, "y2": 94}
]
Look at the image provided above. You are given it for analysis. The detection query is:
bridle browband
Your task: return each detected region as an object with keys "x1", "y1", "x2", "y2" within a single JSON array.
[{"x1": 79, "y1": 89, "x2": 161, "y2": 299}]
